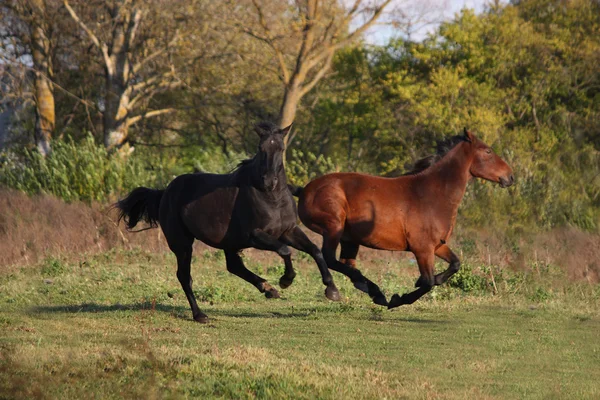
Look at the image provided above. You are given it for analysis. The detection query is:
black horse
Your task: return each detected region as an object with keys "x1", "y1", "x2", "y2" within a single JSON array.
[{"x1": 116, "y1": 122, "x2": 340, "y2": 323}]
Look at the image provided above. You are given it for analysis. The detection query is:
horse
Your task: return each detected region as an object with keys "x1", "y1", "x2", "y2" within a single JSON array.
[
  {"x1": 115, "y1": 122, "x2": 340, "y2": 323},
  {"x1": 294, "y1": 129, "x2": 514, "y2": 308}
]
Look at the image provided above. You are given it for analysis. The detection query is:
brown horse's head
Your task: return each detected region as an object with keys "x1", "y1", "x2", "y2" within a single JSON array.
[
  {"x1": 254, "y1": 122, "x2": 292, "y2": 191},
  {"x1": 465, "y1": 129, "x2": 514, "y2": 188}
]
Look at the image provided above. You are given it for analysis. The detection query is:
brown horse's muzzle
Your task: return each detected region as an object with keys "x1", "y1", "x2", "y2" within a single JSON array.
[{"x1": 499, "y1": 174, "x2": 514, "y2": 188}]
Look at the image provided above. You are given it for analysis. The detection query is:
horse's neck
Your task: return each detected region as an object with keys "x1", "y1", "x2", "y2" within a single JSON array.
[{"x1": 420, "y1": 144, "x2": 472, "y2": 207}]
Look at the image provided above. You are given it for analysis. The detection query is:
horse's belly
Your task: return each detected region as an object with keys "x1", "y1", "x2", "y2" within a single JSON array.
[
  {"x1": 344, "y1": 219, "x2": 408, "y2": 251},
  {"x1": 182, "y1": 189, "x2": 237, "y2": 247}
]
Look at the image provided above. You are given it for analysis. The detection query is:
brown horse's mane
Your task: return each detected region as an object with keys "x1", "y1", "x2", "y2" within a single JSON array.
[{"x1": 403, "y1": 134, "x2": 470, "y2": 175}]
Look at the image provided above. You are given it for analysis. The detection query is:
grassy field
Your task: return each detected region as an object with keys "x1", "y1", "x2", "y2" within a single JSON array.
[{"x1": 1, "y1": 248, "x2": 599, "y2": 399}]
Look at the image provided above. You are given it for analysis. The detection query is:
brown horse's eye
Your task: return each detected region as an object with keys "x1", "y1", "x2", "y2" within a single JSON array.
[{"x1": 485, "y1": 149, "x2": 492, "y2": 154}]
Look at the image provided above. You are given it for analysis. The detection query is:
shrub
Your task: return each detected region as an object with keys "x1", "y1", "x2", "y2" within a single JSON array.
[
  {"x1": 448, "y1": 263, "x2": 490, "y2": 293},
  {"x1": 0, "y1": 135, "x2": 156, "y2": 202}
]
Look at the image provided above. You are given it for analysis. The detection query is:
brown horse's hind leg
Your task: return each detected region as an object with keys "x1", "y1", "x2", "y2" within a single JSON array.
[
  {"x1": 432, "y1": 245, "x2": 461, "y2": 286},
  {"x1": 389, "y1": 251, "x2": 434, "y2": 309},
  {"x1": 322, "y1": 232, "x2": 388, "y2": 306},
  {"x1": 224, "y1": 250, "x2": 280, "y2": 299},
  {"x1": 339, "y1": 240, "x2": 359, "y2": 268}
]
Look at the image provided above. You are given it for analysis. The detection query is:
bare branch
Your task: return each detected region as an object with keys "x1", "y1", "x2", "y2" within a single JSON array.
[
  {"x1": 127, "y1": 108, "x2": 176, "y2": 126},
  {"x1": 249, "y1": 0, "x2": 290, "y2": 84},
  {"x1": 63, "y1": 0, "x2": 112, "y2": 71},
  {"x1": 299, "y1": 49, "x2": 334, "y2": 97}
]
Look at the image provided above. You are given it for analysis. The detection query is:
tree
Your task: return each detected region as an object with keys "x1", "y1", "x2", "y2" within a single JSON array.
[
  {"x1": 63, "y1": 0, "x2": 191, "y2": 150},
  {"x1": 1, "y1": 0, "x2": 57, "y2": 156},
  {"x1": 242, "y1": 0, "x2": 393, "y2": 144}
]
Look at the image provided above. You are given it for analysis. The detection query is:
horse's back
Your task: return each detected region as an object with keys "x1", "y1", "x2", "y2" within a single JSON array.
[
  {"x1": 299, "y1": 172, "x2": 410, "y2": 250},
  {"x1": 160, "y1": 172, "x2": 240, "y2": 248}
]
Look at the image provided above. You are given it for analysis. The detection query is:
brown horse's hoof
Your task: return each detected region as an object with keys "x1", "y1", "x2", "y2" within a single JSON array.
[
  {"x1": 387, "y1": 294, "x2": 404, "y2": 309},
  {"x1": 325, "y1": 286, "x2": 341, "y2": 301},
  {"x1": 279, "y1": 275, "x2": 295, "y2": 289},
  {"x1": 193, "y1": 313, "x2": 210, "y2": 323},
  {"x1": 373, "y1": 294, "x2": 388, "y2": 307}
]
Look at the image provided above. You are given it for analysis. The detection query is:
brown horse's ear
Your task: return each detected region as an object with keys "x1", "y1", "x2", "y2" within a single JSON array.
[
  {"x1": 279, "y1": 124, "x2": 293, "y2": 137},
  {"x1": 463, "y1": 127, "x2": 473, "y2": 143}
]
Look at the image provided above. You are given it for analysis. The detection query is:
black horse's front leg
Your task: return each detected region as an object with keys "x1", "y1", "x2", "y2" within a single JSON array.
[
  {"x1": 280, "y1": 226, "x2": 341, "y2": 302},
  {"x1": 248, "y1": 229, "x2": 296, "y2": 288},
  {"x1": 249, "y1": 228, "x2": 292, "y2": 256}
]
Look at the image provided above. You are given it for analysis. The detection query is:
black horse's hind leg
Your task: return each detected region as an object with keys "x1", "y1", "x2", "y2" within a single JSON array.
[
  {"x1": 280, "y1": 226, "x2": 340, "y2": 302},
  {"x1": 224, "y1": 250, "x2": 280, "y2": 299},
  {"x1": 175, "y1": 247, "x2": 208, "y2": 323}
]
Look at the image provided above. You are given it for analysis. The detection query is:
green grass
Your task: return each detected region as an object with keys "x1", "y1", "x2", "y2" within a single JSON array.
[{"x1": 1, "y1": 249, "x2": 599, "y2": 399}]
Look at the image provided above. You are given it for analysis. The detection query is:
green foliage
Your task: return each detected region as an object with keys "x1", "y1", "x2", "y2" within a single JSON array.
[
  {"x1": 447, "y1": 263, "x2": 490, "y2": 293},
  {"x1": 286, "y1": 149, "x2": 337, "y2": 186},
  {"x1": 40, "y1": 257, "x2": 65, "y2": 277},
  {"x1": 0, "y1": 135, "x2": 156, "y2": 202},
  {"x1": 303, "y1": 0, "x2": 600, "y2": 231}
]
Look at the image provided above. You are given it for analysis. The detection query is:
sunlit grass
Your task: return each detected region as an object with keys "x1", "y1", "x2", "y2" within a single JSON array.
[{"x1": 1, "y1": 249, "x2": 599, "y2": 399}]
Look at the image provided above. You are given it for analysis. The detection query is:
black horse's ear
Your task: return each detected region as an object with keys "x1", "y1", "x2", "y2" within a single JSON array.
[
  {"x1": 463, "y1": 127, "x2": 473, "y2": 143},
  {"x1": 279, "y1": 124, "x2": 293, "y2": 137},
  {"x1": 254, "y1": 124, "x2": 269, "y2": 138}
]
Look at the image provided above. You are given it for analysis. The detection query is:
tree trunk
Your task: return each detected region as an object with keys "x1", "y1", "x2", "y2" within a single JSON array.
[
  {"x1": 103, "y1": 14, "x2": 131, "y2": 151},
  {"x1": 278, "y1": 83, "x2": 301, "y2": 149},
  {"x1": 31, "y1": 0, "x2": 54, "y2": 156},
  {"x1": 103, "y1": 77, "x2": 130, "y2": 150}
]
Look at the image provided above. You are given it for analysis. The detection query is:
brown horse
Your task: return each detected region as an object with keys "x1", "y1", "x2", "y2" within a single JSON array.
[{"x1": 294, "y1": 129, "x2": 514, "y2": 308}]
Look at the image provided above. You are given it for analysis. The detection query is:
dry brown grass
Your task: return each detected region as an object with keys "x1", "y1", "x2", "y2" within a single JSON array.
[{"x1": 1, "y1": 189, "x2": 599, "y2": 283}]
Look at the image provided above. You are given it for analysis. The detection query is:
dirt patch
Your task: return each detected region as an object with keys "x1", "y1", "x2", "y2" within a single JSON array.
[{"x1": 1, "y1": 189, "x2": 598, "y2": 283}]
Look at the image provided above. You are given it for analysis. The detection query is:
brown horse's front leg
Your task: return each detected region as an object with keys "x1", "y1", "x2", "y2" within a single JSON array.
[
  {"x1": 432, "y1": 245, "x2": 461, "y2": 285},
  {"x1": 389, "y1": 251, "x2": 434, "y2": 309}
]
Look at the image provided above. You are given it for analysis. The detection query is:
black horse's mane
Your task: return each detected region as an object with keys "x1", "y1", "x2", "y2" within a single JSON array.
[
  {"x1": 403, "y1": 134, "x2": 470, "y2": 175},
  {"x1": 232, "y1": 155, "x2": 256, "y2": 172}
]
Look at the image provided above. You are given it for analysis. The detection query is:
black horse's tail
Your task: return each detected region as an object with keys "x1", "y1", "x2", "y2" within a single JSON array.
[
  {"x1": 116, "y1": 187, "x2": 164, "y2": 230},
  {"x1": 287, "y1": 184, "x2": 304, "y2": 198}
]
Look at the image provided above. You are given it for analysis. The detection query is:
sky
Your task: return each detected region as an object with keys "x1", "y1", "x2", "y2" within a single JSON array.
[{"x1": 362, "y1": 0, "x2": 502, "y2": 44}]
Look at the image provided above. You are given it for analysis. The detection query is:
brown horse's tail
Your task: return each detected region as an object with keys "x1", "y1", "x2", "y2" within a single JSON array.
[
  {"x1": 287, "y1": 184, "x2": 303, "y2": 197},
  {"x1": 115, "y1": 187, "x2": 164, "y2": 230}
]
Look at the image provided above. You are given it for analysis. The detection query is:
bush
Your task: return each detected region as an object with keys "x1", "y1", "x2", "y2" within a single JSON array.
[
  {"x1": 448, "y1": 263, "x2": 490, "y2": 293},
  {"x1": 286, "y1": 149, "x2": 337, "y2": 186},
  {"x1": 0, "y1": 135, "x2": 156, "y2": 202}
]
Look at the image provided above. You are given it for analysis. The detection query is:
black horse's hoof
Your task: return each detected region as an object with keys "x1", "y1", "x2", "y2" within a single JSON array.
[
  {"x1": 193, "y1": 313, "x2": 210, "y2": 323},
  {"x1": 279, "y1": 275, "x2": 295, "y2": 289},
  {"x1": 325, "y1": 286, "x2": 341, "y2": 302},
  {"x1": 373, "y1": 294, "x2": 389, "y2": 307},
  {"x1": 264, "y1": 288, "x2": 281, "y2": 299},
  {"x1": 388, "y1": 294, "x2": 404, "y2": 309}
]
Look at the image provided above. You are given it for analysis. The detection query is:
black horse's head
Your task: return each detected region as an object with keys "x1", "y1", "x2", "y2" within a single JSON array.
[{"x1": 253, "y1": 121, "x2": 292, "y2": 192}]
